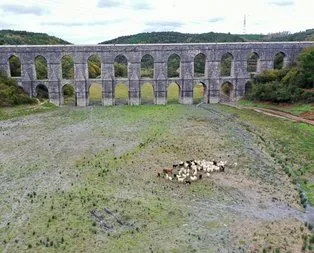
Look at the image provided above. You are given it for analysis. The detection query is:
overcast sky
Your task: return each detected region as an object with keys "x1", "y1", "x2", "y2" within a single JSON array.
[{"x1": 0, "y1": 0, "x2": 313, "y2": 44}]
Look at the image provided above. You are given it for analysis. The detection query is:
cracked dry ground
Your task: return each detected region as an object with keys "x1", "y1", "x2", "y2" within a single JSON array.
[{"x1": 0, "y1": 105, "x2": 312, "y2": 252}]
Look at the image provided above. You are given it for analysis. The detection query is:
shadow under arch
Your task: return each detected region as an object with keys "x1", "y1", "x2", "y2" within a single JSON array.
[
  {"x1": 274, "y1": 51, "x2": 286, "y2": 70},
  {"x1": 34, "y1": 84, "x2": 49, "y2": 100},
  {"x1": 61, "y1": 84, "x2": 76, "y2": 106},
  {"x1": 220, "y1": 81, "x2": 234, "y2": 103}
]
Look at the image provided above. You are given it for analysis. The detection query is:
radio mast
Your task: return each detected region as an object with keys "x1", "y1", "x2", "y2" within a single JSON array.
[{"x1": 243, "y1": 14, "x2": 247, "y2": 34}]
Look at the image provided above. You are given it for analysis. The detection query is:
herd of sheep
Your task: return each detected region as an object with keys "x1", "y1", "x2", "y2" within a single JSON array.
[{"x1": 158, "y1": 159, "x2": 227, "y2": 184}]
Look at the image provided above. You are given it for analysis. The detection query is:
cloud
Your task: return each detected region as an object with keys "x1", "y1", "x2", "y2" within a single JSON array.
[
  {"x1": 0, "y1": 4, "x2": 46, "y2": 15},
  {"x1": 268, "y1": 0, "x2": 294, "y2": 6},
  {"x1": 207, "y1": 17, "x2": 224, "y2": 23},
  {"x1": 130, "y1": 2, "x2": 152, "y2": 10},
  {"x1": 144, "y1": 21, "x2": 184, "y2": 32},
  {"x1": 97, "y1": 0, "x2": 122, "y2": 8},
  {"x1": 41, "y1": 20, "x2": 124, "y2": 27}
]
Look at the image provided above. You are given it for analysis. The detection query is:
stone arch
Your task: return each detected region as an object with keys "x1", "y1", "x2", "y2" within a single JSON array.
[
  {"x1": 247, "y1": 52, "x2": 259, "y2": 73},
  {"x1": 88, "y1": 82, "x2": 102, "y2": 105},
  {"x1": 167, "y1": 82, "x2": 181, "y2": 104},
  {"x1": 114, "y1": 55, "x2": 128, "y2": 78},
  {"x1": 61, "y1": 55, "x2": 74, "y2": 79},
  {"x1": 274, "y1": 51, "x2": 286, "y2": 70},
  {"x1": 245, "y1": 81, "x2": 253, "y2": 96},
  {"x1": 140, "y1": 82, "x2": 155, "y2": 104},
  {"x1": 167, "y1": 53, "x2": 181, "y2": 78},
  {"x1": 8, "y1": 55, "x2": 21, "y2": 77},
  {"x1": 88, "y1": 55, "x2": 101, "y2": 79},
  {"x1": 61, "y1": 83, "x2": 76, "y2": 105},
  {"x1": 34, "y1": 83, "x2": 49, "y2": 99},
  {"x1": 141, "y1": 54, "x2": 154, "y2": 78},
  {"x1": 220, "y1": 81, "x2": 234, "y2": 103},
  {"x1": 35, "y1": 55, "x2": 48, "y2": 80},
  {"x1": 220, "y1": 53, "x2": 234, "y2": 77},
  {"x1": 193, "y1": 82, "x2": 207, "y2": 104},
  {"x1": 194, "y1": 53, "x2": 206, "y2": 77}
]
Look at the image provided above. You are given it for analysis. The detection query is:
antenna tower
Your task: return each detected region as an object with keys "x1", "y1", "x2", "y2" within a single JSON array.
[{"x1": 243, "y1": 14, "x2": 247, "y2": 34}]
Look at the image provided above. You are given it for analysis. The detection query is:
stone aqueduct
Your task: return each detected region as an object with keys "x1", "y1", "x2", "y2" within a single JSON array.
[{"x1": 1, "y1": 42, "x2": 314, "y2": 106}]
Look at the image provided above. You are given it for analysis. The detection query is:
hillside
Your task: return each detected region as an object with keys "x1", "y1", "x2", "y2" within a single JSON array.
[
  {"x1": 99, "y1": 31, "x2": 246, "y2": 44},
  {"x1": 100, "y1": 29, "x2": 314, "y2": 44},
  {"x1": 0, "y1": 30, "x2": 71, "y2": 45}
]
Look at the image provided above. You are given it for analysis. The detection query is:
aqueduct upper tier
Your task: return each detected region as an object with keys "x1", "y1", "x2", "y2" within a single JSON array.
[{"x1": 1, "y1": 42, "x2": 314, "y2": 106}]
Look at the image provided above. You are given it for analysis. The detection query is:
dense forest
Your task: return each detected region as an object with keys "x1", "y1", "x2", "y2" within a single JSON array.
[
  {"x1": 100, "y1": 29, "x2": 314, "y2": 44},
  {"x1": 0, "y1": 30, "x2": 70, "y2": 45}
]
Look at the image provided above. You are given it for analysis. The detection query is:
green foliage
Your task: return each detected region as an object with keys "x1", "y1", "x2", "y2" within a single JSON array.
[
  {"x1": 100, "y1": 31, "x2": 246, "y2": 44},
  {"x1": 0, "y1": 72, "x2": 37, "y2": 106},
  {"x1": 35, "y1": 56, "x2": 48, "y2": 80},
  {"x1": 9, "y1": 56, "x2": 21, "y2": 77},
  {"x1": 296, "y1": 47, "x2": 314, "y2": 88},
  {"x1": 167, "y1": 54, "x2": 180, "y2": 77},
  {"x1": 0, "y1": 30, "x2": 71, "y2": 45},
  {"x1": 63, "y1": 85, "x2": 74, "y2": 97},
  {"x1": 88, "y1": 55, "x2": 101, "y2": 79},
  {"x1": 220, "y1": 54, "x2": 232, "y2": 76},
  {"x1": 114, "y1": 63, "x2": 127, "y2": 78},
  {"x1": 62, "y1": 56, "x2": 74, "y2": 79},
  {"x1": 247, "y1": 47, "x2": 314, "y2": 103},
  {"x1": 247, "y1": 53, "x2": 258, "y2": 72}
]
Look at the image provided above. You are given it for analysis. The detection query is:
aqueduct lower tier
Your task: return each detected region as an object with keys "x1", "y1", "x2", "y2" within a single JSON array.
[{"x1": 1, "y1": 42, "x2": 314, "y2": 106}]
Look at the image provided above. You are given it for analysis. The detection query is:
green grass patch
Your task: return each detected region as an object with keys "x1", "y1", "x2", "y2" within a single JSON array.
[{"x1": 0, "y1": 101, "x2": 56, "y2": 120}]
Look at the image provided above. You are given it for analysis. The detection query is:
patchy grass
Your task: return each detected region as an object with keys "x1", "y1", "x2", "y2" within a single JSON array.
[
  {"x1": 0, "y1": 101, "x2": 56, "y2": 121},
  {"x1": 220, "y1": 104, "x2": 314, "y2": 205},
  {"x1": 1, "y1": 104, "x2": 313, "y2": 252}
]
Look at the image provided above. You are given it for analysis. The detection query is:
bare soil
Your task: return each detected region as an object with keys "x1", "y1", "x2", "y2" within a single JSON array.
[{"x1": 0, "y1": 105, "x2": 313, "y2": 252}]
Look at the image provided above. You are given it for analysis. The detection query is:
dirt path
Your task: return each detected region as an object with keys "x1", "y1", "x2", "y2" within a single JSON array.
[{"x1": 222, "y1": 103, "x2": 314, "y2": 126}]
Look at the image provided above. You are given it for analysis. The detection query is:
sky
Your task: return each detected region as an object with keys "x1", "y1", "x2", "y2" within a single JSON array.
[{"x1": 0, "y1": 0, "x2": 313, "y2": 44}]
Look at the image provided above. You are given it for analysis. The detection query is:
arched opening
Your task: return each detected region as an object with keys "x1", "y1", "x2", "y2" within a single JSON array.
[
  {"x1": 115, "y1": 83, "x2": 128, "y2": 105},
  {"x1": 35, "y1": 84, "x2": 49, "y2": 100},
  {"x1": 62, "y1": 55, "x2": 74, "y2": 79},
  {"x1": 247, "y1": 52, "x2": 259, "y2": 73},
  {"x1": 141, "y1": 83, "x2": 154, "y2": 104},
  {"x1": 167, "y1": 82, "x2": 180, "y2": 104},
  {"x1": 62, "y1": 84, "x2": 76, "y2": 106},
  {"x1": 89, "y1": 83, "x2": 102, "y2": 105},
  {"x1": 220, "y1": 82, "x2": 233, "y2": 102},
  {"x1": 193, "y1": 83, "x2": 206, "y2": 104},
  {"x1": 114, "y1": 55, "x2": 128, "y2": 78},
  {"x1": 8, "y1": 55, "x2": 21, "y2": 77},
  {"x1": 88, "y1": 55, "x2": 101, "y2": 79},
  {"x1": 141, "y1": 54, "x2": 154, "y2": 78},
  {"x1": 220, "y1": 53, "x2": 233, "y2": 77},
  {"x1": 274, "y1": 52, "x2": 286, "y2": 70},
  {"x1": 245, "y1": 81, "x2": 252, "y2": 96},
  {"x1": 35, "y1": 56, "x2": 48, "y2": 80},
  {"x1": 194, "y1": 53, "x2": 206, "y2": 77},
  {"x1": 167, "y1": 54, "x2": 180, "y2": 78}
]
